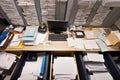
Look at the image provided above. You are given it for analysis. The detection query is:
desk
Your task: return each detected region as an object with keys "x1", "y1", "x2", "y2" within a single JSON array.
[
  {"x1": 4, "y1": 27, "x2": 120, "y2": 52},
  {"x1": 2, "y1": 27, "x2": 120, "y2": 80}
]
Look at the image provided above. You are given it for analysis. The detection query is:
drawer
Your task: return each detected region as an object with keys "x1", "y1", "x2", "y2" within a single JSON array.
[
  {"x1": 0, "y1": 51, "x2": 23, "y2": 80},
  {"x1": 50, "y1": 51, "x2": 80, "y2": 80},
  {"x1": 11, "y1": 51, "x2": 51, "y2": 80},
  {"x1": 76, "y1": 51, "x2": 114, "y2": 80}
]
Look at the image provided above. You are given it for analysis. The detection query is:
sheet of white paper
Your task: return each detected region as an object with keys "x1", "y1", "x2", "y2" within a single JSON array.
[
  {"x1": 84, "y1": 40, "x2": 99, "y2": 49},
  {"x1": 34, "y1": 33, "x2": 47, "y2": 45},
  {"x1": 85, "y1": 31, "x2": 96, "y2": 39},
  {"x1": 53, "y1": 57, "x2": 77, "y2": 76},
  {"x1": 93, "y1": 72, "x2": 113, "y2": 80},
  {"x1": 67, "y1": 38, "x2": 75, "y2": 47},
  {"x1": 0, "y1": 52, "x2": 16, "y2": 70},
  {"x1": 74, "y1": 39, "x2": 84, "y2": 49},
  {"x1": 87, "y1": 53, "x2": 104, "y2": 62},
  {"x1": 20, "y1": 56, "x2": 42, "y2": 80},
  {"x1": 9, "y1": 34, "x2": 22, "y2": 47}
]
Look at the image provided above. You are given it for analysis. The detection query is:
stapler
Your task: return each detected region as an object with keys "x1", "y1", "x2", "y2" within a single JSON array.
[{"x1": 38, "y1": 22, "x2": 47, "y2": 33}]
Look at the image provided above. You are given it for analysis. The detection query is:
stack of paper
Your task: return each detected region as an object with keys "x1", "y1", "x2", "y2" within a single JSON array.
[
  {"x1": 67, "y1": 38, "x2": 84, "y2": 49},
  {"x1": 53, "y1": 57, "x2": 77, "y2": 80},
  {"x1": 90, "y1": 72, "x2": 113, "y2": 80},
  {"x1": 84, "y1": 40, "x2": 99, "y2": 50},
  {"x1": 0, "y1": 52, "x2": 16, "y2": 70},
  {"x1": 22, "y1": 27, "x2": 38, "y2": 45},
  {"x1": 83, "y1": 52, "x2": 113, "y2": 80},
  {"x1": 83, "y1": 53, "x2": 107, "y2": 72},
  {"x1": 83, "y1": 53, "x2": 105, "y2": 62},
  {"x1": 84, "y1": 31, "x2": 97, "y2": 39},
  {"x1": 8, "y1": 33, "x2": 23, "y2": 49},
  {"x1": 18, "y1": 56, "x2": 42, "y2": 80}
]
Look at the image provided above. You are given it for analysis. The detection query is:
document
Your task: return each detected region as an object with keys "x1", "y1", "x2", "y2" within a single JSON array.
[
  {"x1": 53, "y1": 57, "x2": 77, "y2": 80},
  {"x1": 87, "y1": 53, "x2": 105, "y2": 62},
  {"x1": 83, "y1": 52, "x2": 107, "y2": 72},
  {"x1": 0, "y1": 52, "x2": 16, "y2": 70},
  {"x1": 67, "y1": 38, "x2": 75, "y2": 47},
  {"x1": 84, "y1": 40, "x2": 99, "y2": 50},
  {"x1": 85, "y1": 63, "x2": 107, "y2": 72},
  {"x1": 67, "y1": 38, "x2": 84, "y2": 49},
  {"x1": 18, "y1": 56, "x2": 42, "y2": 80},
  {"x1": 74, "y1": 39, "x2": 84, "y2": 49},
  {"x1": 93, "y1": 72, "x2": 113, "y2": 80},
  {"x1": 34, "y1": 33, "x2": 47, "y2": 45},
  {"x1": 9, "y1": 34, "x2": 22, "y2": 47},
  {"x1": 84, "y1": 31, "x2": 96, "y2": 39}
]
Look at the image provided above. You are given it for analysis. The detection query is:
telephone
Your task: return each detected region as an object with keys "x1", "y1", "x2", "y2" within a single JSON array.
[{"x1": 38, "y1": 22, "x2": 47, "y2": 33}]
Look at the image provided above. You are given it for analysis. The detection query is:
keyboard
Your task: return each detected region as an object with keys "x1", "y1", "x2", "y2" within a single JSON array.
[{"x1": 49, "y1": 33, "x2": 68, "y2": 41}]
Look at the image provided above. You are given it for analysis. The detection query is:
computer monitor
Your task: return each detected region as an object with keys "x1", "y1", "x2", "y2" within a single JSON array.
[{"x1": 47, "y1": 20, "x2": 68, "y2": 33}]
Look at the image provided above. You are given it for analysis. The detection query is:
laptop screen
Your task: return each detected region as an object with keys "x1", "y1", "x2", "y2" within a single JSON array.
[{"x1": 47, "y1": 20, "x2": 68, "y2": 33}]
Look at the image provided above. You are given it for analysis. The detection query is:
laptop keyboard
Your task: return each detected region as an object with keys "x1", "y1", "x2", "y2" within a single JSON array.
[{"x1": 49, "y1": 33, "x2": 68, "y2": 41}]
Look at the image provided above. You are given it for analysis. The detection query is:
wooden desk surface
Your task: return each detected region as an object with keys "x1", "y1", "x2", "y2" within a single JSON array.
[
  {"x1": 4, "y1": 27, "x2": 120, "y2": 52},
  {"x1": 23, "y1": 41, "x2": 76, "y2": 51}
]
